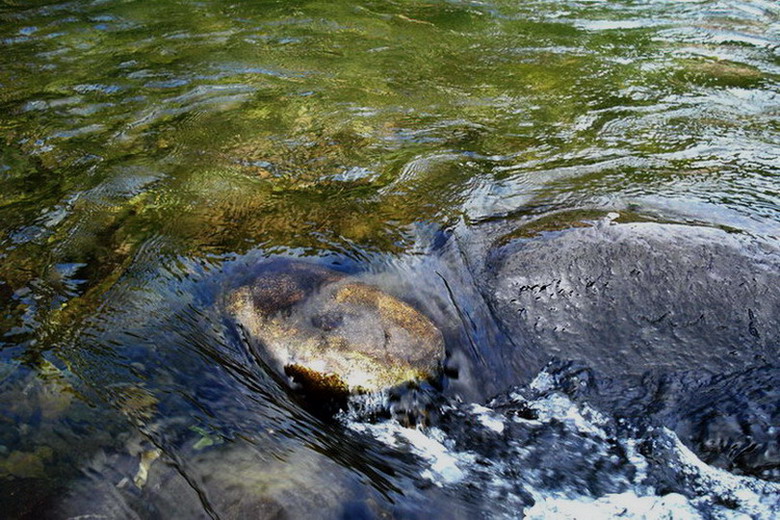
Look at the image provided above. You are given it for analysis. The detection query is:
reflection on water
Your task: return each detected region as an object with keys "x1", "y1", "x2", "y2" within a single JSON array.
[{"x1": 1, "y1": 0, "x2": 779, "y2": 518}]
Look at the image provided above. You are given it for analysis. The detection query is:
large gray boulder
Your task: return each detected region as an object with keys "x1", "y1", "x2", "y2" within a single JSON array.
[{"x1": 482, "y1": 221, "x2": 780, "y2": 380}]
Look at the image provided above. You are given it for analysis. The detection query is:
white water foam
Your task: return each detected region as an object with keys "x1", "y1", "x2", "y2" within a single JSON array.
[
  {"x1": 349, "y1": 420, "x2": 472, "y2": 486},
  {"x1": 525, "y1": 491, "x2": 703, "y2": 520},
  {"x1": 346, "y1": 379, "x2": 780, "y2": 519}
]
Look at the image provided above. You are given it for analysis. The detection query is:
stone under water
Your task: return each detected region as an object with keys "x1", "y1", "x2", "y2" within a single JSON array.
[{"x1": 227, "y1": 260, "x2": 445, "y2": 396}]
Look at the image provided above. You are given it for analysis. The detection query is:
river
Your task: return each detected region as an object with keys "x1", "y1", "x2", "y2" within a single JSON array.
[{"x1": 1, "y1": 0, "x2": 779, "y2": 518}]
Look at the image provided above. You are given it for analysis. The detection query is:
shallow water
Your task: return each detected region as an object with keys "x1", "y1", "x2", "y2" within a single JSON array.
[{"x1": 1, "y1": 0, "x2": 779, "y2": 518}]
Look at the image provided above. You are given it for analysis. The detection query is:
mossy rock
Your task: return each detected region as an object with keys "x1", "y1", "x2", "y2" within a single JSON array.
[{"x1": 227, "y1": 260, "x2": 444, "y2": 396}]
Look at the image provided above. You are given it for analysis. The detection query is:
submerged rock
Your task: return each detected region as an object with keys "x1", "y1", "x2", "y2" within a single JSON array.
[
  {"x1": 480, "y1": 221, "x2": 780, "y2": 381},
  {"x1": 227, "y1": 260, "x2": 445, "y2": 396},
  {"x1": 56, "y1": 438, "x2": 366, "y2": 520}
]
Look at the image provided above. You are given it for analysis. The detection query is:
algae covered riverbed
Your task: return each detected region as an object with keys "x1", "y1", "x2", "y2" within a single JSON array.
[{"x1": 1, "y1": 0, "x2": 779, "y2": 518}]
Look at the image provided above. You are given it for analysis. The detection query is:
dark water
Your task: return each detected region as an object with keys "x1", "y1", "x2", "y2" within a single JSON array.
[{"x1": 1, "y1": 0, "x2": 779, "y2": 518}]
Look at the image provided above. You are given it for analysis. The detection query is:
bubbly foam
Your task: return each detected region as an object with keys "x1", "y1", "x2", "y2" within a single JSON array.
[{"x1": 345, "y1": 368, "x2": 780, "y2": 519}]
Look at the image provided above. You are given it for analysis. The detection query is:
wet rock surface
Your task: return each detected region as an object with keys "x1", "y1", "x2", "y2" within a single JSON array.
[
  {"x1": 479, "y1": 221, "x2": 780, "y2": 382},
  {"x1": 227, "y1": 260, "x2": 446, "y2": 396},
  {"x1": 661, "y1": 365, "x2": 780, "y2": 482},
  {"x1": 437, "y1": 218, "x2": 780, "y2": 483}
]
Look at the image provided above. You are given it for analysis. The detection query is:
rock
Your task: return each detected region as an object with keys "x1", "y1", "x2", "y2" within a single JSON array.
[
  {"x1": 0, "y1": 446, "x2": 53, "y2": 479},
  {"x1": 661, "y1": 365, "x2": 780, "y2": 481},
  {"x1": 227, "y1": 260, "x2": 445, "y2": 395},
  {"x1": 56, "y1": 440, "x2": 362, "y2": 520},
  {"x1": 133, "y1": 448, "x2": 161, "y2": 489},
  {"x1": 481, "y1": 221, "x2": 780, "y2": 381}
]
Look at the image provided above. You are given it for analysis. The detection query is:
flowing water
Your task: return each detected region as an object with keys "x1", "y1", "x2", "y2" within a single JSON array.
[{"x1": 1, "y1": 0, "x2": 779, "y2": 518}]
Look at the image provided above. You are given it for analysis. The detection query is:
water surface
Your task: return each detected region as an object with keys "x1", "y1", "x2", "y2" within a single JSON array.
[{"x1": 1, "y1": 0, "x2": 779, "y2": 518}]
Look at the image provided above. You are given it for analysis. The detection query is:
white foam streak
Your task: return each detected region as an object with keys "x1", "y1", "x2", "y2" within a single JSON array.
[{"x1": 349, "y1": 385, "x2": 779, "y2": 519}]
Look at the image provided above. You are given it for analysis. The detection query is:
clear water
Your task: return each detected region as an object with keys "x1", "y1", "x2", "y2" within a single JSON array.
[{"x1": 1, "y1": 0, "x2": 779, "y2": 518}]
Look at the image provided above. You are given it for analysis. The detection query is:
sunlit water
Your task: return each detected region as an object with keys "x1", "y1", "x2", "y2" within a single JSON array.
[{"x1": 1, "y1": 0, "x2": 779, "y2": 518}]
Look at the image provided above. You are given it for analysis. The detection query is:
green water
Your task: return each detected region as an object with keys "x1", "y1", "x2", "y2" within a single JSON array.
[
  {"x1": 1, "y1": 0, "x2": 779, "y2": 517},
  {"x1": 3, "y1": 0, "x2": 778, "y2": 340}
]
